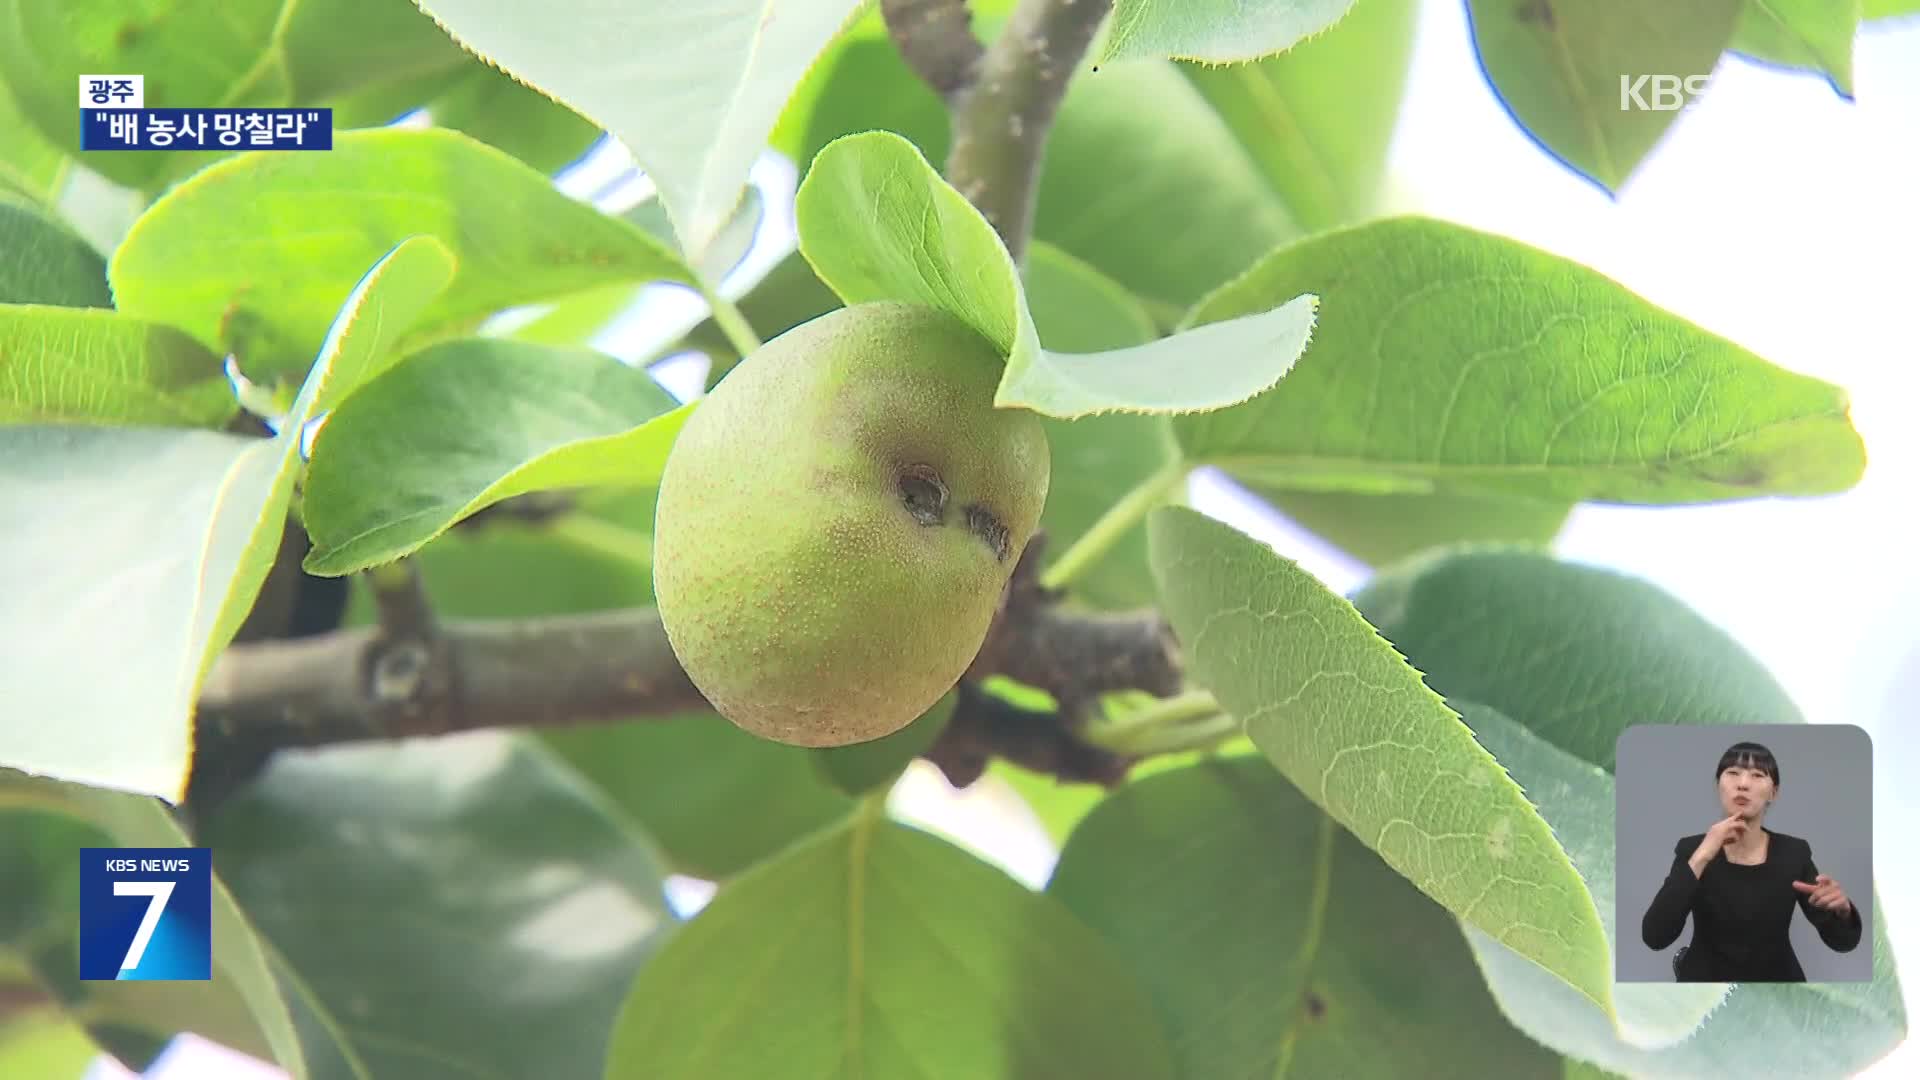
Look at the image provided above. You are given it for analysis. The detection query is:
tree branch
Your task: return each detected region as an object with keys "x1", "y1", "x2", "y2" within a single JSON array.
[
  {"x1": 966, "y1": 532, "x2": 1183, "y2": 711},
  {"x1": 195, "y1": 607, "x2": 705, "y2": 762},
  {"x1": 992, "y1": 605, "x2": 1183, "y2": 708},
  {"x1": 943, "y1": 0, "x2": 1113, "y2": 262},
  {"x1": 189, "y1": 579, "x2": 1176, "y2": 804},
  {"x1": 925, "y1": 681, "x2": 1132, "y2": 788},
  {"x1": 881, "y1": 0, "x2": 986, "y2": 102}
]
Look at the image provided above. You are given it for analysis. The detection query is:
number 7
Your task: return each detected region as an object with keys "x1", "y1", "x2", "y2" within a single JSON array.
[{"x1": 114, "y1": 881, "x2": 175, "y2": 971}]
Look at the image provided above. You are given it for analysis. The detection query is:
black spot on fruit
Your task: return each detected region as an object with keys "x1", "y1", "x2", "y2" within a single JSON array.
[
  {"x1": 897, "y1": 464, "x2": 947, "y2": 526},
  {"x1": 965, "y1": 504, "x2": 1011, "y2": 562}
]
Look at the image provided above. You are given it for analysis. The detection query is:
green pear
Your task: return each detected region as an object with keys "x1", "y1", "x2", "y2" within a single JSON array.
[{"x1": 652, "y1": 301, "x2": 1050, "y2": 747}]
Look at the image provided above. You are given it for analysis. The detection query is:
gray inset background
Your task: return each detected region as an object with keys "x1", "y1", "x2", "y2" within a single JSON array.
[{"x1": 1614, "y1": 723, "x2": 1874, "y2": 982}]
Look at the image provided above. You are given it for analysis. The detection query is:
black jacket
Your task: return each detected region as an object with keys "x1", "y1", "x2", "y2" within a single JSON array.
[{"x1": 1641, "y1": 828, "x2": 1862, "y2": 982}]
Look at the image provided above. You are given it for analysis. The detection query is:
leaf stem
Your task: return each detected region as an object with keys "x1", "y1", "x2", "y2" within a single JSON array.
[
  {"x1": 708, "y1": 294, "x2": 763, "y2": 362},
  {"x1": 1274, "y1": 811, "x2": 1336, "y2": 1073},
  {"x1": 1039, "y1": 460, "x2": 1189, "y2": 593},
  {"x1": 1103, "y1": 713, "x2": 1240, "y2": 757},
  {"x1": 1091, "y1": 688, "x2": 1222, "y2": 737},
  {"x1": 856, "y1": 787, "x2": 892, "y2": 824},
  {"x1": 1082, "y1": 689, "x2": 1238, "y2": 756}
]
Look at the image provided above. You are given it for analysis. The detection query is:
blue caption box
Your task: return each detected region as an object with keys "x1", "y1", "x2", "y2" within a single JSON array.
[
  {"x1": 80, "y1": 107, "x2": 332, "y2": 151},
  {"x1": 78, "y1": 848, "x2": 213, "y2": 981}
]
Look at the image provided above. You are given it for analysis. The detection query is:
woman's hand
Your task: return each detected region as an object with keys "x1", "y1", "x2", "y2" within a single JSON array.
[
  {"x1": 1703, "y1": 814, "x2": 1748, "y2": 851},
  {"x1": 1793, "y1": 874, "x2": 1853, "y2": 917},
  {"x1": 1687, "y1": 815, "x2": 1748, "y2": 876}
]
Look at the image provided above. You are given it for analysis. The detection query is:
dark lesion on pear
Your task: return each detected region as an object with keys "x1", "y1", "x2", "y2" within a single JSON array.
[
  {"x1": 894, "y1": 463, "x2": 1010, "y2": 561},
  {"x1": 964, "y1": 504, "x2": 1011, "y2": 562},
  {"x1": 896, "y1": 463, "x2": 948, "y2": 525}
]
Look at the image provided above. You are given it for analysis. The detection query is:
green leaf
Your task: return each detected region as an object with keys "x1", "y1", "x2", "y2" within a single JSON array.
[
  {"x1": 1035, "y1": 58, "x2": 1302, "y2": 315},
  {"x1": 992, "y1": 762, "x2": 1107, "y2": 846},
  {"x1": 0, "y1": 305, "x2": 236, "y2": 426},
  {"x1": 507, "y1": 178, "x2": 772, "y2": 350},
  {"x1": 1175, "y1": 215, "x2": 1866, "y2": 502},
  {"x1": 0, "y1": 774, "x2": 306, "y2": 1077},
  {"x1": 503, "y1": 281, "x2": 653, "y2": 349},
  {"x1": 0, "y1": 196, "x2": 109, "y2": 308},
  {"x1": 795, "y1": 130, "x2": 1317, "y2": 419},
  {"x1": 1023, "y1": 242, "x2": 1161, "y2": 354},
  {"x1": 625, "y1": 185, "x2": 768, "y2": 289},
  {"x1": 812, "y1": 694, "x2": 955, "y2": 796},
  {"x1": 1023, "y1": 242, "x2": 1178, "y2": 609},
  {"x1": 1465, "y1": 0, "x2": 1744, "y2": 191},
  {"x1": 768, "y1": 5, "x2": 948, "y2": 174},
  {"x1": 604, "y1": 811, "x2": 1177, "y2": 1079},
  {"x1": 0, "y1": 428, "x2": 274, "y2": 799},
  {"x1": 325, "y1": 57, "x2": 605, "y2": 178},
  {"x1": 301, "y1": 338, "x2": 689, "y2": 575},
  {"x1": 1729, "y1": 0, "x2": 1858, "y2": 96},
  {"x1": 1346, "y1": 550, "x2": 1904, "y2": 1057},
  {"x1": 1475, "y1": 918, "x2": 1905, "y2": 1078},
  {"x1": 1102, "y1": 0, "x2": 1357, "y2": 63},
  {"x1": 322, "y1": 49, "x2": 606, "y2": 177},
  {"x1": 0, "y1": 0, "x2": 288, "y2": 190},
  {"x1": 0, "y1": 80, "x2": 67, "y2": 202},
  {"x1": 197, "y1": 732, "x2": 677, "y2": 1080},
  {"x1": 0, "y1": 236, "x2": 454, "y2": 800},
  {"x1": 1452, "y1": 705, "x2": 1906, "y2": 1074},
  {"x1": 425, "y1": 65, "x2": 604, "y2": 175},
  {"x1": 280, "y1": 0, "x2": 470, "y2": 103},
  {"x1": 1249, "y1": 488, "x2": 1572, "y2": 568},
  {"x1": 325, "y1": 61, "x2": 472, "y2": 128},
  {"x1": 416, "y1": 0, "x2": 863, "y2": 257},
  {"x1": 109, "y1": 128, "x2": 692, "y2": 382},
  {"x1": 548, "y1": 718, "x2": 855, "y2": 881},
  {"x1": 1452, "y1": 704, "x2": 1731, "y2": 1045},
  {"x1": 0, "y1": 1010, "x2": 97, "y2": 1078},
  {"x1": 342, "y1": 490, "x2": 662, "y2": 628},
  {"x1": 1349, "y1": 548, "x2": 1805, "y2": 769},
  {"x1": 1048, "y1": 756, "x2": 1566, "y2": 1078},
  {"x1": 303, "y1": 246, "x2": 465, "y2": 418},
  {"x1": 792, "y1": 130, "x2": 1019, "y2": 349},
  {"x1": 1179, "y1": 0, "x2": 1419, "y2": 232},
  {"x1": 1864, "y1": 0, "x2": 1920, "y2": 17},
  {"x1": 1146, "y1": 506, "x2": 1613, "y2": 1017}
]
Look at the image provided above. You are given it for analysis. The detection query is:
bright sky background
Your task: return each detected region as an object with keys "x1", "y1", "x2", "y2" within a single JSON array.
[{"x1": 91, "y1": 2, "x2": 1920, "y2": 1077}]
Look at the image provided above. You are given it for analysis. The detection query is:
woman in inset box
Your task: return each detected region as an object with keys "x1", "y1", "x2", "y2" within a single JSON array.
[{"x1": 1641, "y1": 741, "x2": 1863, "y2": 981}]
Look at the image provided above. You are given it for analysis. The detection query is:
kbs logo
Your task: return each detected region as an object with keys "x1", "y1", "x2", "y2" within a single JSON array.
[
  {"x1": 78, "y1": 848, "x2": 213, "y2": 981},
  {"x1": 1619, "y1": 74, "x2": 1712, "y2": 111}
]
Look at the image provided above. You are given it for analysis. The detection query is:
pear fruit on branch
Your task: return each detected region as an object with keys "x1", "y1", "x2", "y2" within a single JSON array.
[{"x1": 652, "y1": 301, "x2": 1050, "y2": 747}]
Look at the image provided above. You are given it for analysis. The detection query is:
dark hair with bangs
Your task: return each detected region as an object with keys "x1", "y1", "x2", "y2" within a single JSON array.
[{"x1": 1716, "y1": 741, "x2": 1780, "y2": 787}]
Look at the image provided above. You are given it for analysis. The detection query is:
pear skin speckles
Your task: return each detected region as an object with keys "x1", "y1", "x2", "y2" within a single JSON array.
[{"x1": 653, "y1": 301, "x2": 1049, "y2": 747}]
